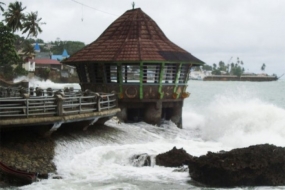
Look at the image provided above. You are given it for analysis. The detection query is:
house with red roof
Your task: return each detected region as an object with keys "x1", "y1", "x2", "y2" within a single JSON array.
[{"x1": 34, "y1": 58, "x2": 62, "y2": 71}]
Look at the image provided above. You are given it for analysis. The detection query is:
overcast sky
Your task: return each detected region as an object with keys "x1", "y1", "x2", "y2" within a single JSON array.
[{"x1": 1, "y1": 0, "x2": 285, "y2": 76}]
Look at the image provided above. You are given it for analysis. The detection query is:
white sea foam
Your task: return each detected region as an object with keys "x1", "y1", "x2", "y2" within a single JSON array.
[
  {"x1": 13, "y1": 76, "x2": 80, "y2": 90},
  {"x1": 183, "y1": 85, "x2": 285, "y2": 148},
  {"x1": 19, "y1": 80, "x2": 285, "y2": 190}
]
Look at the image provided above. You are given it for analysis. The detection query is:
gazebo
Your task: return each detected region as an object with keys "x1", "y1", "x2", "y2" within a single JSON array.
[{"x1": 62, "y1": 8, "x2": 204, "y2": 128}]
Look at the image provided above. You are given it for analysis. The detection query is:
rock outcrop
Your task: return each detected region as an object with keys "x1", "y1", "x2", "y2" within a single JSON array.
[
  {"x1": 156, "y1": 147, "x2": 193, "y2": 167},
  {"x1": 188, "y1": 144, "x2": 285, "y2": 187},
  {"x1": 131, "y1": 153, "x2": 152, "y2": 167}
]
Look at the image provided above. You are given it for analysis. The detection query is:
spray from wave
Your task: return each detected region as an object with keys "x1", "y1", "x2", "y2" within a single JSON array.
[
  {"x1": 183, "y1": 88, "x2": 285, "y2": 148},
  {"x1": 13, "y1": 76, "x2": 80, "y2": 90}
]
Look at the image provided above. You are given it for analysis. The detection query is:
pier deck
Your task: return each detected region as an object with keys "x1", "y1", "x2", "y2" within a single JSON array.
[{"x1": 0, "y1": 87, "x2": 120, "y2": 133}]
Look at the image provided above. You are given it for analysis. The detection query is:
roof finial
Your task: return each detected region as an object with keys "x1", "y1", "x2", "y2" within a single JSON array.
[{"x1": 132, "y1": 2, "x2": 135, "y2": 9}]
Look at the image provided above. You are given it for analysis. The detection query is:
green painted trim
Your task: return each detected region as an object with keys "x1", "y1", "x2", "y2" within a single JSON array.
[
  {"x1": 158, "y1": 62, "x2": 165, "y2": 99},
  {"x1": 118, "y1": 63, "x2": 123, "y2": 97},
  {"x1": 183, "y1": 64, "x2": 192, "y2": 92},
  {"x1": 139, "y1": 62, "x2": 144, "y2": 99},
  {"x1": 174, "y1": 63, "x2": 182, "y2": 92}
]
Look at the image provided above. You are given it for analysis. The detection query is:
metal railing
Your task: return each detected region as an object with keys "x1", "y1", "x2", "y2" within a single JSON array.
[{"x1": 0, "y1": 90, "x2": 117, "y2": 118}]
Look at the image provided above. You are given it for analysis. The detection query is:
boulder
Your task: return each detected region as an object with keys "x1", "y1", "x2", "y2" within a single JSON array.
[
  {"x1": 131, "y1": 153, "x2": 152, "y2": 167},
  {"x1": 188, "y1": 144, "x2": 285, "y2": 187},
  {"x1": 156, "y1": 147, "x2": 193, "y2": 167}
]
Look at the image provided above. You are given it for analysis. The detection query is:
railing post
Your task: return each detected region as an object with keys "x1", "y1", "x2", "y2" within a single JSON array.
[
  {"x1": 20, "y1": 90, "x2": 30, "y2": 118},
  {"x1": 97, "y1": 94, "x2": 101, "y2": 112},
  {"x1": 54, "y1": 94, "x2": 64, "y2": 116},
  {"x1": 79, "y1": 96, "x2": 82, "y2": 114},
  {"x1": 107, "y1": 95, "x2": 110, "y2": 109},
  {"x1": 26, "y1": 98, "x2": 29, "y2": 117}
]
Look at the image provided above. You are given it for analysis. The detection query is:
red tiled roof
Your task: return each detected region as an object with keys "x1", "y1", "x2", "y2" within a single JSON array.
[
  {"x1": 63, "y1": 8, "x2": 203, "y2": 64},
  {"x1": 35, "y1": 59, "x2": 61, "y2": 65}
]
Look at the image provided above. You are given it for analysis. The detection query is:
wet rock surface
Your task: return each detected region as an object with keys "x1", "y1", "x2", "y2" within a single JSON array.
[
  {"x1": 0, "y1": 122, "x2": 124, "y2": 187},
  {"x1": 188, "y1": 144, "x2": 285, "y2": 187},
  {"x1": 0, "y1": 127, "x2": 56, "y2": 186},
  {"x1": 131, "y1": 153, "x2": 152, "y2": 167},
  {"x1": 156, "y1": 146, "x2": 193, "y2": 167}
]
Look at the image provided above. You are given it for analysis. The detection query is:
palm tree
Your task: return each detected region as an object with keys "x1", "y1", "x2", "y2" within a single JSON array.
[
  {"x1": 22, "y1": 11, "x2": 45, "y2": 38},
  {"x1": 0, "y1": 2, "x2": 5, "y2": 12},
  {"x1": 3, "y1": 1, "x2": 26, "y2": 32},
  {"x1": 22, "y1": 41, "x2": 34, "y2": 57}
]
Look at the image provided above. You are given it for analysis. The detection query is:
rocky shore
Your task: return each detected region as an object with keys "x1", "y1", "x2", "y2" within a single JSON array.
[
  {"x1": 131, "y1": 144, "x2": 285, "y2": 187},
  {"x1": 0, "y1": 122, "x2": 121, "y2": 187},
  {"x1": 0, "y1": 126, "x2": 56, "y2": 187}
]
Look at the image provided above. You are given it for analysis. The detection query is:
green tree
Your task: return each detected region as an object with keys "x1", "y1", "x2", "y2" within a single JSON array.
[
  {"x1": 3, "y1": 1, "x2": 26, "y2": 32},
  {"x1": 231, "y1": 57, "x2": 244, "y2": 77},
  {"x1": 0, "y1": 1, "x2": 5, "y2": 12},
  {"x1": 14, "y1": 64, "x2": 28, "y2": 76},
  {"x1": 213, "y1": 63, "x2": 217, "y2": 70},
  {"x1": 212, "y1": 63, "x2": 221, "y2": 75},
  {"x1": 50, "y1": 40, "x2": 85, "y2": 55},
  {"x1": 261, "y1": 63, "x2": 266, "y2": 71},
  {"x1": 22, "y1": 11, "x2": 44, "y2": 38},
  {"x1": 13, "y1": 34, "x2": 25, "y2": 50},
  {"x1": 22, "y1": 41, "x2": 34, "y2": 57},
  {"x1": 232, "y1": 66, "x2": 243, "y2": 77},
  {"x1": 202, "y1": 64, "x2": 212, "y2": 71},
  {"x1": 0, "y1": 22, "x2": 19, "y2": 66},
  {"x1": 36, "y1": 38, "x2": 44, "y2": 43},
  {"x1": 212, "y1": 69, "x2": 221, "y2": 75},
  {"x1": 0, "y1": 22, "x2": 20, "y2": 79},
  {"x1": 36, "y1": 68, "x2": 50, "y2": 81},
  {"x1": 218, "y1": 61, "x2": 226, "y2": 72}
]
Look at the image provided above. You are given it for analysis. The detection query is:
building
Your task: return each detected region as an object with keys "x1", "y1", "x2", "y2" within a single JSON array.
[
  {"x1": 62, "y1": 8, "x2": 204, "y2": 128},
  {"x1": 34, "y1": 42, "x2": 41, "y2": 53},
  {"x1": 34, "y1": 59, "x2": 61, "y2": 71},
  {"x1": 51, "y1": 49, "x2": 70, "y2": 61},
  {"x1": 22, "y1": 58, "x2": 35, "y2": 72}
]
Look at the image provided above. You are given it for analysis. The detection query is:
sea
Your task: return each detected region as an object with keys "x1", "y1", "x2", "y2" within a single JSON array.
[{"x1": 10, "y1": 78, "x2": 285, "y2": 189}]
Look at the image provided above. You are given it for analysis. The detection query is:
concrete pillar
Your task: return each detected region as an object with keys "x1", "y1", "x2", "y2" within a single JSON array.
[
  {"x1": 116, "y1": 106, "x2": 127, "y2": 123},
  {"x1": 170, "y1": 105, "x2": 183, "y2": 129},
  {"x1": 54, "y1": 95, "x2": 63, "y2": 116},
  {"x1": 44, "y1": 122, "x2": 62, "y2": 137},
  {"x1": 144, "y1": 102, "x2": 162, "y2": 126}
]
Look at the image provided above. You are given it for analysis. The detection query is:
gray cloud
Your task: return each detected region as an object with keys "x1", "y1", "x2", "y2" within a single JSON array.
[{"x1": 1, "y1": 0, "x2": 284, "y2": 76}]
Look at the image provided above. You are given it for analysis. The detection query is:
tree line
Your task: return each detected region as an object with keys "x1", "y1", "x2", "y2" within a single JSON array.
[
  {"x1": 198, "y1": 57, "x2": 245, "y2": 77},
  {"x1": 197, "y1": 58, "x2": 268, "y2": 77},
  {"x1": 0, "y1": 1, "x2": 44, "y2": 80},
  {"x1": 0, "y1": 1, "x2": 85, "y2": 80}
]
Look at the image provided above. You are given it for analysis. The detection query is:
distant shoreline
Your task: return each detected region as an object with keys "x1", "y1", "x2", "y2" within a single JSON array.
[{"x1": 203, "y1": 75, "x2": 278, "y2": 82}]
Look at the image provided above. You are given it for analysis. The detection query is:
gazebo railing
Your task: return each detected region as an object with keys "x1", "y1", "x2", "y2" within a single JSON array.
[{"x1": 0, "y1": 91, "x2": 117, "y2": 118}]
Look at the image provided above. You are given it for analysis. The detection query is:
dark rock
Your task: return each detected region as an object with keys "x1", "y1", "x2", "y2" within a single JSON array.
[
  {"x1": 173, "y1": 166, "x2": 189, "y2": 172},
  {"x1": 37, "y1": 173, "x2": 48, "y2": 179},
  {"x1": 131, "y1": 153, "x2": 152, "y2": 167},
  {"x1": 52, "y1": 176, "x2": 63, "y2": 179},
  {"x1": 156, "y1": 146, "x2": 193, "y2": 167},
  {"x1": 187, "y1": 144, "x2": 285, "y2": 187}
]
